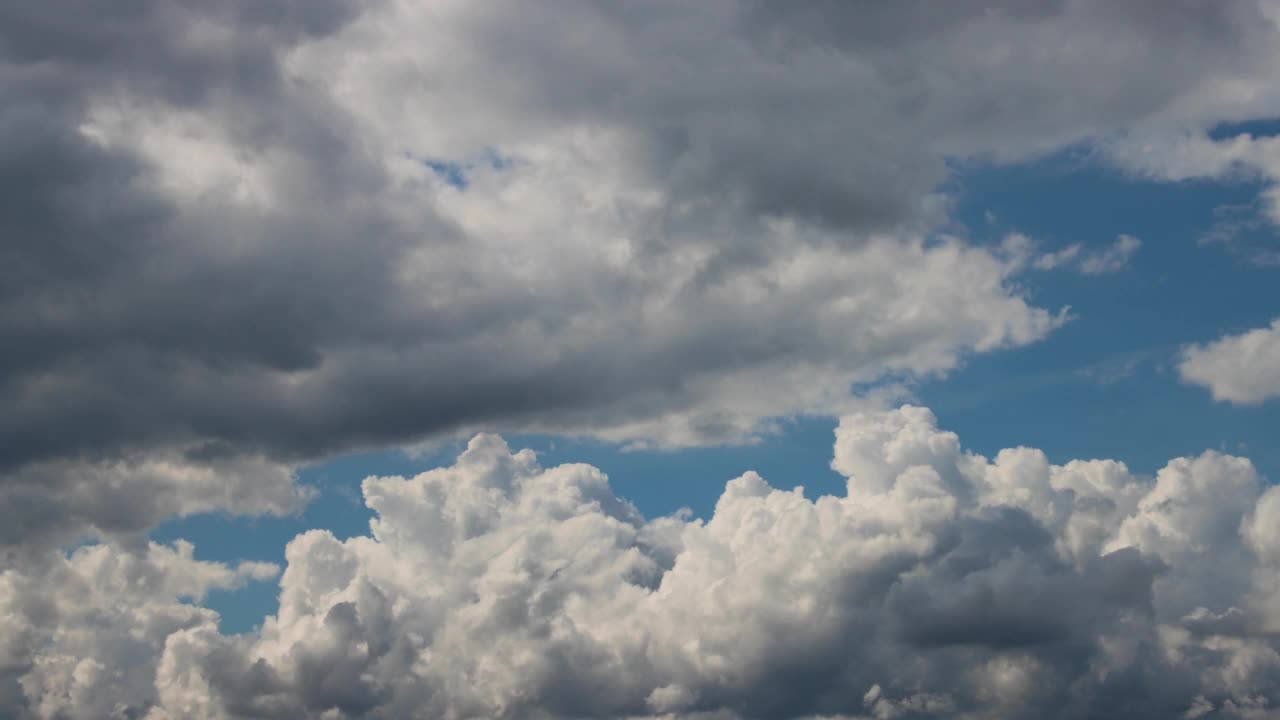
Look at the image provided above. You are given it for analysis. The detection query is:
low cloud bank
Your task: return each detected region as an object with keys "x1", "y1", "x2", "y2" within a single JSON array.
[{"x1": 5, "y1": 406, "x2": 1279, "y2": 719}]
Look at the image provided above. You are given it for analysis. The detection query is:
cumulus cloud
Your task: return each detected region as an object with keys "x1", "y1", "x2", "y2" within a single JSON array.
[
  {"x1": 4, "y1": 407, "x2": 1280, "y2": 719},
  {"x1": 0, "y1": 540, "x2": 278, "y2": 718},
  {"x1": 1179, "y1": 319, "x2": 1280, "y2": 405}
]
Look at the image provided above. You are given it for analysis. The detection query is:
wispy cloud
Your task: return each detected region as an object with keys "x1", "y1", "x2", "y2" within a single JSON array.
[{"x1": 1034, "y1": 234, "x2": 1142, "y2": 274}]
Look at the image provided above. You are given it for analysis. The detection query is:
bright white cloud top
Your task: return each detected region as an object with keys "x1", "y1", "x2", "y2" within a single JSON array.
[
  {"x1": 1181, "y1": 319, "x2": 1280, "y2": 405},
  {"x1": 5, "y1": 407, "x2": 1280, "y2": 719}
]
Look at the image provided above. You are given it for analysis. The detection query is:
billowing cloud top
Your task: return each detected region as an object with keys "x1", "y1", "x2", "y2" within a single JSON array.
[
  {"x1": 6, "y1": 407, "x2": 1280, "y2": 719},
  {"x1": 3, "y1": 1, "x2": 1280, "y2": 717}
]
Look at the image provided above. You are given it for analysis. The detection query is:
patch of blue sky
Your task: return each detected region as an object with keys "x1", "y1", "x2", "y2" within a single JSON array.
[
  {"x1": 423, "y1": 159, "x2": 469, "y2": 189},
  {"x1": 418, "y1": 147, "x2": 516, "y2": 190},
  {"x1": 1207, "y1": 116, "x2": 1280, "y2": 140}
]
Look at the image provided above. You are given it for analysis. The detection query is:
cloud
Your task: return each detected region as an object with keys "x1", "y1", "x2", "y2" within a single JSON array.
[
  {"x1": 0, "y1": 540, "x2": 278, "y2": 718},
  {"x1": 1, "y1": 4, "x2": 1278, "y2": 717},
  {"x1": 1033, "y1": 234, "x2": 1142, "y2": 274},
  {"x1": 5, "y1": 406, "x2": 1280, "y2": 718},
  {"x1": 1104, "y1": 129, "x2": 1280, "y2": 236},
  {"x1": 1179, "y1": 319, "x2": 1280, "y2": 405},
  {"x1": 1079, "y1": 234, "x2": 1143, "y2": 274},
  {"x1": 1199, "y1": 204, "x2": 1280, "y2": 267},
  {"x1": 1032, "y1": 243, "x2": 1084, "y2": 271},
  {"x1": 0, "y1": 452, "x2": 309, "y2": 556},
  {"x1": 3, "y1": 0, "x2": 1278, "y2": 486}
]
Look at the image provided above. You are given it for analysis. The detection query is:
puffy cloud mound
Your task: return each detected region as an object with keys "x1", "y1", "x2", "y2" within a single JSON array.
[
  {"x1": 1180, "y1": 319, "x2": 1280, "y2": 405},
  {"x1": 6, "y1": 406, "x2": 1280, "y2": 719},
  {"x1": 0, "y1": 541, "x2": 278, "y2": 718}
]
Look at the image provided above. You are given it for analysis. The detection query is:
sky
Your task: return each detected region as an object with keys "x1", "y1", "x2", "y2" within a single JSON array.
[{"x1": 4, "y1": 2, "x2": 1280, "y2": 719}]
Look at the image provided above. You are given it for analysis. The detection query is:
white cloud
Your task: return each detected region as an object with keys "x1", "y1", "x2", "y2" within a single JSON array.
[
  {"x1": 1033, "y1": 243, "x2": 1083, "y2": 271},
  {"x1": 1179, "y1": 319, "x2": 1280, "y2": 404},
  {"x1": 6, "y1": 406, "x2": 1280, "y2": 718},
  {"x1": 0, "y1": 541, "x2": 277, "y2": 718},
  {"x1": 1033, "y1": 234, "x2": 1142, "y2": 274},
  {"x1": 1106, "y1": 131, "x2": 1280, "y2": 232},
  {"x1": 1080, "y1": 234, "x2": 1143, "y2": 274}
]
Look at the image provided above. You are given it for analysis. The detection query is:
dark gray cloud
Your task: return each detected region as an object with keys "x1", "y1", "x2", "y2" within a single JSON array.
[{"x1": 0, "y1": 0, "x2": 1269, "y2": 461}]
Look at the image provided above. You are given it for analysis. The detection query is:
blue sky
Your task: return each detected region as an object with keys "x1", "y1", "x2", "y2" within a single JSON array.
[{"x1": 156, "y1": 141, "x2": 1280, "y2": 634}]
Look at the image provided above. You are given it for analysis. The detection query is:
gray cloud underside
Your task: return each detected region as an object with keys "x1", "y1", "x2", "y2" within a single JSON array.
[
  {"x1": 3, "y1": 0, "x2": 1277, "y2": 473},
  {"x1": 5, "y1": 406, "x2": 1280, "y2": 719}
]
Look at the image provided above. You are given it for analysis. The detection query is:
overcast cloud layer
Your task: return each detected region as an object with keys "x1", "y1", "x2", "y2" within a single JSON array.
[
  {"x1": 6, "y1": 407, "x2": 1280, "y2": 719},
  {"x1": 3, "y1": 1, "x2": 1280, "y2": 717}
]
